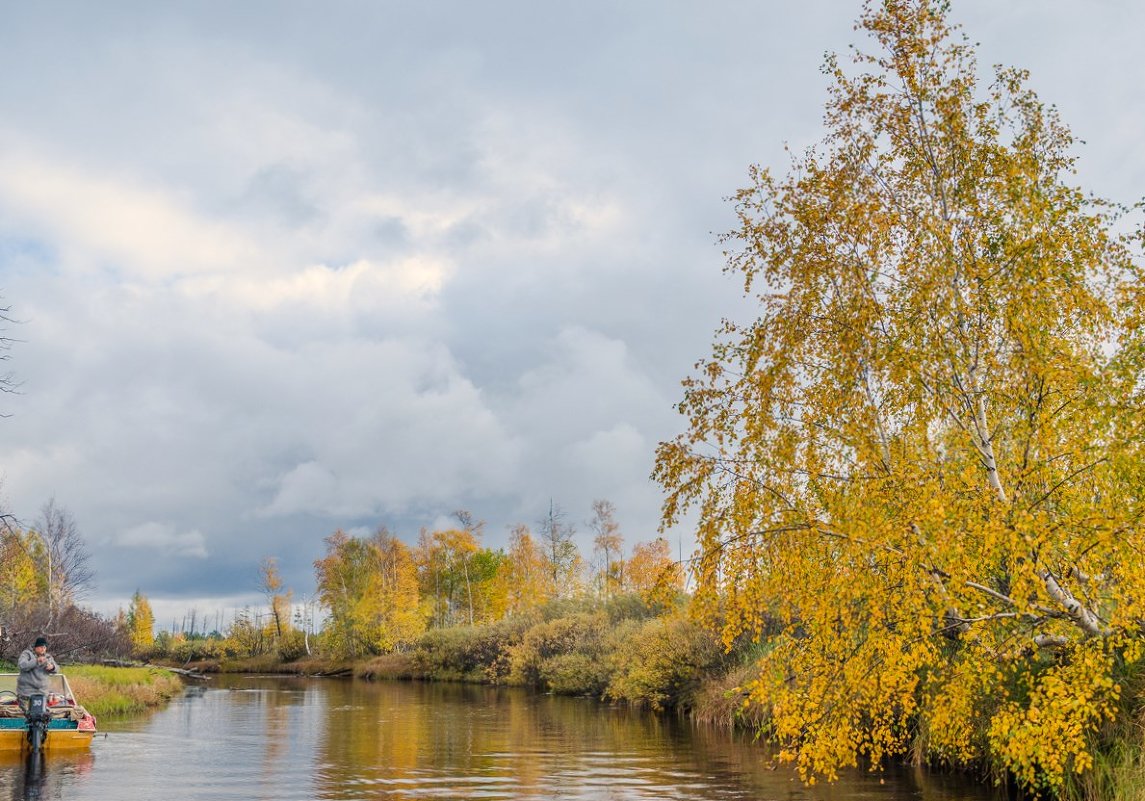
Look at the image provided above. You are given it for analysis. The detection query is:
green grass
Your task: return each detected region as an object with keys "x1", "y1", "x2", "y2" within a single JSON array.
[
  {"x1": 1062, "y1": 738, "x2": 1145, "y2": 801},
  {"x1": 63, "y1": 665, "x2": 185, "y2": 717}
]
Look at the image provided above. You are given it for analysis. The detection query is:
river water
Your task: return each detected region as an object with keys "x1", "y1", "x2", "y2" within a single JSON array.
[{"x1": 0, "y1": 675, "x2": 999, "y2": 800}]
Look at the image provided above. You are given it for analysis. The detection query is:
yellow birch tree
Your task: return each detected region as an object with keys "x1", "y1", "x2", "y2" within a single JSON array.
[
  {"x1": 126, "y1": 590, "x2": 155, "y2": 655},
  {"x1": 497, "y1": 525, "x2": 553, "y2": 615},
  {"x1": 315, "y1": 528, "x2": 424, "y2": 657},
  {"x1": 625, "y1": 538, "x2": 683, "y2": 607},
  {"x1": 0, "y1": 527, "x2": 41, "y2": 613},
  {"x1": 258, "y1": 557, "x2": 292, "y2": 643},
  {"x1": 654, "y1": 0, "x2": 1144, "y2": 791}
]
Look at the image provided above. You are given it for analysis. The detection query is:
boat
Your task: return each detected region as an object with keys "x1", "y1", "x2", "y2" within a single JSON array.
[{"x1": 0, "y1": 673, "x2": 97, "y2": 753}]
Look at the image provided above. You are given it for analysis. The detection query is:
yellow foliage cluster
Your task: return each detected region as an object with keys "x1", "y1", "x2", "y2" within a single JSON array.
[
  {"x1": 126, "y1": 590, "x2": 155, "y2": 653},
  {"x1": 315, "y1": 529, "x2": 425, "y2": 658},
  {"x1": 0, "y1": 527, "x2": 48, "y2": 611},
  {"x1": 655, "y1": 0, "x2": 1145, "y2": 793},
  {"x1": 987, "y1": 644, "x2": 1119, "y2": 791}
]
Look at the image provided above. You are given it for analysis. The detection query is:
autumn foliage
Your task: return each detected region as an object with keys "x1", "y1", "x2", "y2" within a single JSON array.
[
  {"x1": 314, "y1": 528, "x2": 425, "y2": 657},
  {"x1": 307, "y1": 507, "x2": 684, "y2": 663},
  {"x1": 654, "y1": 0, "x2": 1145, "y2": 793}
]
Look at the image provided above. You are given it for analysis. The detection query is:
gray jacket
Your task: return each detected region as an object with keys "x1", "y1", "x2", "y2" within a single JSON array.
[{"x1": 16, "y1": 648, "x2": 56, "y2": 697}]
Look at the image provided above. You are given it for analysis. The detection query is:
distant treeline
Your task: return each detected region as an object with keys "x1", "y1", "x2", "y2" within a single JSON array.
[{"x1": 130, "y1": 499, "x2": 685, "y2": 666}]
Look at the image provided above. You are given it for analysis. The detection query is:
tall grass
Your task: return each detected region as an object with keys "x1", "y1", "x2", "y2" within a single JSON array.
[
  {"x1": 1060, "y1": 658, "x2": 1145, "y2": 801},
  {"x1": 63, "y1": 665, "x2": 185, "y2": 717},
  {"x1": 1066, "y1": 738, "x2": 1145, "y2": 801}
]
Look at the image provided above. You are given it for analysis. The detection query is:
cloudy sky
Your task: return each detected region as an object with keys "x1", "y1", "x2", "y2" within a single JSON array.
[{"x1": 0, "y1": 1, "x2": 1142, "y2": 625}]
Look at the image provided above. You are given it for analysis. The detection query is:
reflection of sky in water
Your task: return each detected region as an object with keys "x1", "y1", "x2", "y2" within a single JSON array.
[{"x1": 0, "y1": 677, "x2": 1000, "y2": 800}]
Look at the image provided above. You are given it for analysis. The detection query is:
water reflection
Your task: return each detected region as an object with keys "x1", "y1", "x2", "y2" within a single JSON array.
[
  {"x1": 309, "y1": 680, "x2": 997, "y2": 800},
  {"x1": 0, "y1": 751, "x2": 94, "y2": 801},
  {"x1": 0, "y1": 676, "x2": 1001, "y2": 800}
]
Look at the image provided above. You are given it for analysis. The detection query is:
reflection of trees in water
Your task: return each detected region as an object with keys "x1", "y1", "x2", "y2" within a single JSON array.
[
  {"x1": 304, "y1": 679, "x2": 999, "y2": 800},
  {"x1": 0, "y1": 678, "x2": 997, "y2": 800},
  {"x1": 681, "y1": 724, "x2": 1004, "y2": 801}
]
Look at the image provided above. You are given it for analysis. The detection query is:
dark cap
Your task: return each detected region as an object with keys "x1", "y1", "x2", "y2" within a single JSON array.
[{"x1": 33, "y1": 637, "x2": 47, "y2": 648}]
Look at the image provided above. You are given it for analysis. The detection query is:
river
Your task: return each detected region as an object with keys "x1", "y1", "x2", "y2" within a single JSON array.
[{"x1": 0, "y1": 675, "x2": 1000, "y2": 800}]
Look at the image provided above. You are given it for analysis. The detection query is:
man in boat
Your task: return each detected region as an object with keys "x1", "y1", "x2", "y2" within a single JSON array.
[{"x1": 16, "y1": 637, "x2": 57, "y2": 707}]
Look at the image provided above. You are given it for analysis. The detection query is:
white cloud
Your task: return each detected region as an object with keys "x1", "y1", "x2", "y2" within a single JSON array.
[
  {"x1": 247, "y1": 336, "x2": 523, "y2": 521},
  {"x1": 0, "y1": 150, "x2": 267, "y2": 280},
  {"x1": 180, "y1": 257, "x2": 449, "y2": 315},
  {"x1": 94, "y1": 593, "x2": 267, "y2": 631}
]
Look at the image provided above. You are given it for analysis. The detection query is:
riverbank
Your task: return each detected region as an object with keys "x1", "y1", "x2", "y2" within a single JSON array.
[
  {"x1": 0, "y1": 660, "x2": 185, "y2": 718},
  {"x1": 352, "y1": 612, "x2": 760, "y2": 723},
  {"x1": 153, "y1": 607, "x2": 1145, "y2": 801},
  {"x1": 159, "y1": 602, "x2": 770, "y2": 729},
  {"x1": 64, "y1": 664, "x2": 185, "y2": 717}
]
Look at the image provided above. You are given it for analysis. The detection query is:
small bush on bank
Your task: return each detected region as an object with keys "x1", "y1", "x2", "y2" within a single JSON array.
[
  {"x1": 689, "y1": 658, "x2": 768, "y2": 729},
  {"x1": 601, "y1": 593, "x2": 660, "y2": 624},
  {"x1": 165, "y1": 636, "x2": 224, "y2": 664},
  {"x1": 415, "y1": 627, "x2": 491, "y2": 682},
  {"x1": 414, "y1": 614, "x2": 538, "y2": 682},
  {"x1": 541, "y1": 652, "x2": 612, "y2": 696},
  {"x1": 217, "y1": 653, "x2": 288, "y2": 674},
  {"x1": 276, "y1": 630, "x2": 310, "y2": 663},
  {"x1": 288, "y1": 654, "x2": 347, "y2": 676},
  {"x1": 605, "y1": 616, "x2": 726, "y2": 711},
  {"x1": 507, "y1": 612, "x2": 610, "y2": 692},
  {"x1": 397, "y1": 602, "x2": 728, "y2": 703}
]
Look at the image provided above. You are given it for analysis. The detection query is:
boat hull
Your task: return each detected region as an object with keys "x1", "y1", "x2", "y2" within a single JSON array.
[{"x1": 0, "y1": 722, "x2": 95, "y2": 753}]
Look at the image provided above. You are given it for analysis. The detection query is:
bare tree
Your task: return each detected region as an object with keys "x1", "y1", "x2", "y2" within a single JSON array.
[
  {"x1": 452, "y1": 509, "x2": 485, "y2": 538},
  {"x1": 588, "y1": 499, "x2": 623, "y2": 597},
  {"x1": 537, "y1": 501, "x2": 581, "y2": 597},
  {"x1": 33, "y1": 499, "x2": 95, "y2": 608}
]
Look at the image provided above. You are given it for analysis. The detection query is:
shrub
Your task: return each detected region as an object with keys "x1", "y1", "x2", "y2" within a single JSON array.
[
  {"x1": 414, "y1": 615, "x2": 537, "y2": 682},
  {"x1": 606, "y1": 616, "x2": 727, "y2": 711},
  {"x1": 689, "y1": 657, "x2": 768, "y2": 728},
  {"x1": 277, "y1": 630, "x2": 309, "y2": 663},
  {"x1": 166, "y1": 635, "x2": 224, "y2": 664},
  {"x1": 507, "y1": 612, "x2": 610, "y2": 691},
  {"x1": 415, "y1": 627, "x2": 489, "y2": 681},
  {"x1": 357, "y1": 652, "x2": 420, "y2": 680},
  {"x1": 602, "y1": 593, "x2": 659, "y2": 624},
  {"x1": 540, "y1": 652, "x2": 611, "y2": 696}
]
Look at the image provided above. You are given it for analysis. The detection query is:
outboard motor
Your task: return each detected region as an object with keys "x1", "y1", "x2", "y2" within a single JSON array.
[{"x1": 24, "y1": 693, "x2": 49, "y2": 753}]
